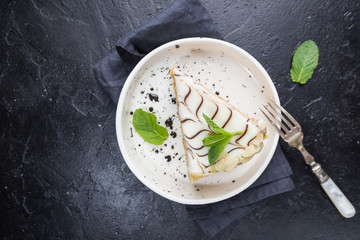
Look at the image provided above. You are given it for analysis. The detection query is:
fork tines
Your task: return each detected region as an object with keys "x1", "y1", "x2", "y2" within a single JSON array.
[{"x1": 259, "y1": 99, "x2": 300, "y2": 138}]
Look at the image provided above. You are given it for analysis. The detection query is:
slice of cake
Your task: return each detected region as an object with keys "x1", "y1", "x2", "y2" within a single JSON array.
[{"x1": 170, "y1": 67, "x2": 266, "y2": 182}]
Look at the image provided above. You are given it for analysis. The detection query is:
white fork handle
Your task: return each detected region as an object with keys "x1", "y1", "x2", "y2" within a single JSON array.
[{"x1": 321, "y1": 177, "x2": 356, "y2": 218}]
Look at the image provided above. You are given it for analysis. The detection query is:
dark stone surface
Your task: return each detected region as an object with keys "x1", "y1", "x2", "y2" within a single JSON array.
[{"x1": 1, "y1": 0, "x2": 359, "y2": 239}]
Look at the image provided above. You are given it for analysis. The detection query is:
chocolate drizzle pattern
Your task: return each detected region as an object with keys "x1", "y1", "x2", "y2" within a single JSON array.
[
  {"x1": 180, "y1": 77, "x2": 250, "y2": 160},
  {"x1": 200, "y1": 162, "x2": 210, "y2": 169},
  {"x1": 211, "y1": 104, "x2": 219, "y2": 120},
  {"x1": 247, "y1": 136, "x2": 257, "y2": 146},
  {"x1": 184, "y1": 85, "x2": 191, "y2": 104},
  {"x1": 227, "y1": 147, "x2": 245, "y2": 154},
  {"x1": 186, "y1": 142, "x2": 204, "y2": 150},
  {"x1": 229, "y1": 142, "x2": 246, "y2": 148},
  {"x1": 221, "y1": 107, "x2": 233, "y2": 128},
  {"x1": 196, "y1": 95, "x2": 204, "y2": 120},
  {"x1": 184, "y1": 129, "x2": 210, "y2": 139},
  {"x1": 181, "y1": 118, "x2": 195, "y2": 123},
  {"x1": 196, "y1": 152, "x2": 208, "y2": 157},
  {"x1": 235, "y1": 124, "x2": 248, "y2": 143}
]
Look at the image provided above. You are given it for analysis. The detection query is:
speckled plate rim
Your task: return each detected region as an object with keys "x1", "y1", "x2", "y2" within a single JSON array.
[{"x1": 116, "y1": 37, "x2": 280, "y2": 205}]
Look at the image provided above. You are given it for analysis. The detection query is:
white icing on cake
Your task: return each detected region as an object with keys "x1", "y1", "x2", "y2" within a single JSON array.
[{"x1": 170, "y1": 67, "x2": 266, "y2": 181}]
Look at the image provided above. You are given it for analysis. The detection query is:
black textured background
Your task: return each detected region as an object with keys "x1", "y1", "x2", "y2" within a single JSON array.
[{"x1": 1, "y1": 0, "x2": 359, "y2": 239}]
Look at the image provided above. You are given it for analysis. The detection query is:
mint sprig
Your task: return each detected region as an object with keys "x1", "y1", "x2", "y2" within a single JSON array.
[
  {"x1": 203, "y1": 114, "x2": 230, "y2": 135},
  {"x1": 132, "y1": 108, "x2": 169, "y2": 145},
  {"x1": 290, "y1": 40, "x2": 319, "y2": 84},
  {"x1": 203, "y1": 134, "x2": 231, "y2": 146},
  {"x1": 202, "y1": 113, "x2": 243, "y2": 165},
  {"x1": 207, "y1": 136, "x2": 232, "y2": 165}
]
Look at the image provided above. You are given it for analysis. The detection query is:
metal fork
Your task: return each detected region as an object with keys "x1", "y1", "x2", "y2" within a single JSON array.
[{"x1": 260, "y1": 99, "x2": 356, "y2": 218}]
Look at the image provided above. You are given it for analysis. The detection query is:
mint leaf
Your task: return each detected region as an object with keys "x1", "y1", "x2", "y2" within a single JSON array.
[
  {"x1": 202, "y1": 113, "x2": 230, "y2": 135},
  {"x1": 201, "y1": 113, "x2": 243, "y2": 165},
  {"x1": 290, "y1": 40, "x2": 319, "y2": 84},
  {"x1": 208, "y1": 136, "x2": 232, "y2": 165},
  {"x1": 132, "y1": 109, "x2": 168, "y2": 145},
  {"x1": 203, "y1": 134, "x2": 230, "y2": 147}
]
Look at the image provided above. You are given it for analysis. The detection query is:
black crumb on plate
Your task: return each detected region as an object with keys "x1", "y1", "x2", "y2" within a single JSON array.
[
  {"x1": 164, "y1": 155, "x2": 172, "y2": 162},
  {"x1": 165, "y1": 118, "x2": 173, "y2": 129}
]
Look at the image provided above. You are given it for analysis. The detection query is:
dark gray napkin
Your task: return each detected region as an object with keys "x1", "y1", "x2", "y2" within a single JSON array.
[
  {"x1": 187, "y1": 145, "x2": 294, "y2": 238},
  {"x1": 93, "y1": 0, "x2": 294, "y2": 238},
  {"x1": 94, "y1": 0, "x2": 222, "y2": 104}
]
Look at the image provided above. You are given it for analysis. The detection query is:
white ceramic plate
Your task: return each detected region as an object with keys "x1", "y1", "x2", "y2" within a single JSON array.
[{"x1": 116, "y1": 38, "x2": 279, "y2": 205}]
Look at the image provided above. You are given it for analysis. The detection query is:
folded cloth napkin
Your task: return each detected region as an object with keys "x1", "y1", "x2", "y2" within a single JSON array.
[
  {"x1": 94, "y1": 0, "x2": 222, "y2": 104},
  {"x1": 187, "y1": 145, "x2": 294, "y2": 238},
  {"x1": 93, "y1": 0, "x2": 295, "y2": 238}
]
